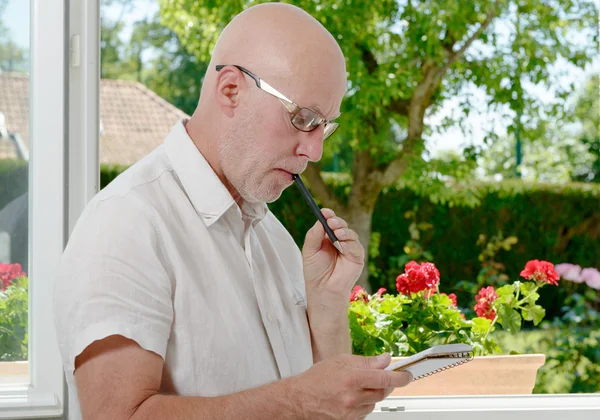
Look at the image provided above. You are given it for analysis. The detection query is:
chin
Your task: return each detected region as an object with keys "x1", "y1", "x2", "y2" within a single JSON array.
[{"x1": 245, "y1": 183, "x2": 287, "y2": 204}]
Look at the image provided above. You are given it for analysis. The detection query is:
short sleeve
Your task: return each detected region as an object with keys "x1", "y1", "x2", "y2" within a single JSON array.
[{"x1": 53, "y1": 195, "x2": 173, "y2": 374}]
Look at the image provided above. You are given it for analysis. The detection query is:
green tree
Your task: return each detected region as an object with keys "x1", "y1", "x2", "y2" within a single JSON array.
[
  {"x1": 135, "y1": 16, "x2": 207, "y2": 115},
  {"x1": 159, "y1": 0, "x2": 598, "y2": 290},
  {"x1": 100, "y1": 0, "x2": 204, "y2": 115},
  {"x1": 480, "y1": 74, "x2": 600, "y2": 183},
  {"x1": 573, "y1": 74, "x2": 600, "y2": 182}
]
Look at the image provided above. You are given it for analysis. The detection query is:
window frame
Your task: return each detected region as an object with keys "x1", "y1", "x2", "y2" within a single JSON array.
[
  {"x1": 0, "y1": 0, "x2": 66, "y2": 417},
  {"x1": 0, "y1": 0, "x2": 100, "y2": 418},
  {"x1": 368, "y1": 394, "x2": 600, "y2": 419}
]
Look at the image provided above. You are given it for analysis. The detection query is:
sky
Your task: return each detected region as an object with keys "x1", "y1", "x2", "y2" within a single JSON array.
[{"x1": 3, "y1": 0, "x2": 599, "y2": 155}]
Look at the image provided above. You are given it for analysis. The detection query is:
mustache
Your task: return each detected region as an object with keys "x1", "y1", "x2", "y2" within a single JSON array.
[{"x1": 277, "y1": 160, "x2": 308, "y2": 175}]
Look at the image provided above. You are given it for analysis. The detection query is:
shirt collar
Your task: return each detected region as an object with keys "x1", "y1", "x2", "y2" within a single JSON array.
[{"x1": 165, "y1": 119, "x2": 268, "y2": 227}]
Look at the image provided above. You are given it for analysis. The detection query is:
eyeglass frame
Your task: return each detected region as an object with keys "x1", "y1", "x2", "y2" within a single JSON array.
[{"x1": 215, "y1": 64, "x2": 340, "y2": 140}]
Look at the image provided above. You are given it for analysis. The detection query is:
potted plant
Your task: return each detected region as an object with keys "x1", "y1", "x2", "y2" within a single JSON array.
[
  {"x1": 0, "y1": 263, "x2": 29, "y2": 382},
  {"x1": 348, "y1": 259, "x2": 560, "y2": 396}
]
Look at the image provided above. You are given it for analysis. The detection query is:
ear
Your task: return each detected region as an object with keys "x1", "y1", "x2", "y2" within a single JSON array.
[{"x1": 214, "y1": 67, "x2": 246, "y2": 118}]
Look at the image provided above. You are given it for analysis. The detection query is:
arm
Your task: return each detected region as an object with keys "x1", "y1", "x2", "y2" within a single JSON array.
[
  {"x1": 301, "y1": 209, "x2": 365, "y2": 362},
  {"x1": 306, "y1": 296, "x2": 351, "y2": 362},
  {"x1": 75, "y1": 335, "x2": 299, "y2": 420},
  {"x1": 75, "y1": 335, "x2": 412, "y2": 420}
]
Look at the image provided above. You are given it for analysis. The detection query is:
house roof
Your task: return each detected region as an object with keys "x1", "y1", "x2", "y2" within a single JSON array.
[{"x1": 0, "y1": 72, "x2": 190, "y2": 165}]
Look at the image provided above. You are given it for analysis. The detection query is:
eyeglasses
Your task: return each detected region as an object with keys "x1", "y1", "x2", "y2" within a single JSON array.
[{"x1": 215, "y1": 64, "x2": 340, "y2": 140}]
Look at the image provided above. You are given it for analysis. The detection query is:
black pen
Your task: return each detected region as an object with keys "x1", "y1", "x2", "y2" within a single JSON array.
[{"x1": 292, "y1": 173, "x2": 344, "y2": 254}]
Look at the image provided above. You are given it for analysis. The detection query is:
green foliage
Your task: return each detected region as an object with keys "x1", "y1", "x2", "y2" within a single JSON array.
[
  {"x1": 573, "y1": 74, "x2": 600, "y2": 183},
  {"x1": 454, "y1": 232, "x2": 517, "y2": 302},
  {"x1": 532, "y1": 289, "x2": 600, "y2": 393},
  {"x1": 348, "y1": 290, "x2": 501, "y2": 357},
  {"x1": 369, "y1": 180, "x2": 600, "y2": 318},
  {"x1": 158, "y1": 0, "x2": 598, "y2": 164},
  {"x1": 480, "y1": 73, "x2": 600, "y2": 183},
  {"x1": 100, "y1": 0, "x2": 204, "y2": 115},
  {"x1": 0, "y1": 159, "x2": 28, "y2": 210},
  {"x1": 0, "y1": 275, "x2": 28, "y2": 361},
  {"x1": 348, "y1": 271, "x2": 554, "y2": 357}
]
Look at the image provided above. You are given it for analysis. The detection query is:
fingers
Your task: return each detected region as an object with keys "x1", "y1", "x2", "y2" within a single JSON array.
[
  {"x1": 332, "y1": 227, "x2": 358, "y2": 242},
  {"x1": 302, "y1": 219, "x2": 325, "y2": 258},
  {"x1": 357, "y1": 369, "x2": 413, "y2": 390}
]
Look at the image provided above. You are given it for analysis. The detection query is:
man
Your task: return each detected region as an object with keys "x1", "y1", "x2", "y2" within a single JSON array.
[{"x1": 53, "y1": 3, "x2": 412, "y2": 419}]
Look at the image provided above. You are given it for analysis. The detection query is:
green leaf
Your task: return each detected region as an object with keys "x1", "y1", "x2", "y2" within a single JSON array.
[
  {"x1": 496, "y1": 284, "x2": 515, "y2": 297},
  {"x1": 471, "y1": 317, "x2": 492, "y2": 335},
  {"x1": 494, "y1": 284, "x2": 516, "y2": 305},
  {"x1": 519, "y1": 281, "x2": 537, "y2": 295},
  {"x1": 523, "y1": 304, "x2": 546, "y2": 326},
  {"x1": 378, "y1": 297, "x2": 401, "y2": 314},
  {"x1": 393, "y1": 330, "x2": 409, "y2": 355},
  {"x1": 497, "y1": 306, "x2": 522, "y2": 332}
]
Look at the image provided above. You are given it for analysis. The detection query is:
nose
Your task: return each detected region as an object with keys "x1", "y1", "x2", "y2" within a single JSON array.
[{"x1": 295, "y1": 125, "x2": 325, "y2": 162}]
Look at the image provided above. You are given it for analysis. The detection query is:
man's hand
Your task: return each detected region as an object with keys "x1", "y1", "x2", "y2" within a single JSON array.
[
  {"x1": 302, "y1": 208, "x2": 365, "y2": 304},
  {"x1": 289, "y1": 352, "x2": 413, "y2": 420}
]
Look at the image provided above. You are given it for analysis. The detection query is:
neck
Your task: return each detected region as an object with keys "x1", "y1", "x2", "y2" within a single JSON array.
[{"x1": 184, "y1": 112, "x2": 243, "y2": 205}]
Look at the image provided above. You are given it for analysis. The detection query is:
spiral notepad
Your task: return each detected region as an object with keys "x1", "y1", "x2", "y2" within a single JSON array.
[{"x1": 385, "y1": 344, "x2": 474, "y2": 380}]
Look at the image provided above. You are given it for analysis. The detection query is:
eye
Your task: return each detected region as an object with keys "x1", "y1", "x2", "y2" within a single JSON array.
[{"x1": 293, "y1": 108, "x2": 321, "y2": 131}]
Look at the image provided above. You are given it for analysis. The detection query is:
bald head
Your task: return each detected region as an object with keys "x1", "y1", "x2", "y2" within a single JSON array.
[
  {"x1": 187, "y1": 3, "x2": 347, "y2": 204},
  {"x1": 211, "y1": 3, "x2": 345, "y2": 85}
]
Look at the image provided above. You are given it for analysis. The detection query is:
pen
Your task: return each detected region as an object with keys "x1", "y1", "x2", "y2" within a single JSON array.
[{"x1": 292, "y1": 173, "x2": 344, "y2": 254}]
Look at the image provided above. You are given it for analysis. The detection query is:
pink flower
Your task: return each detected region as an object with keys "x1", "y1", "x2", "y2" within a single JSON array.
[
  {"x1": 396, "y1": 261, "x2": 440, "y2": 295},
  {"x1": 474, "y1": 286, "x2": 498, "y2": 321},
  {"x1": 375, "y1": 287, "x2": 386, "y2": 296},
  {"x1": 520, "y1": 260, "x2": 560, "y2": 286},
  {"x1": 350, "y1": 285, "x2": 369, "y2": 303},
  {"x1": 0, "y1": 263, "x2": 26, "y2": 291},
  {"x1": 581, "y1": 268, "x2": 600, "y2": 290},
  {"x1": 555, "y1": 263, "x2": 583, "y2": 283}
]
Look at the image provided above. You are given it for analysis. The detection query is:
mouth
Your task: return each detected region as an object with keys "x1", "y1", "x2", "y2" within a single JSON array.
[{"x1": 274, "y1": 168, "x2": 295, "y2": 181}]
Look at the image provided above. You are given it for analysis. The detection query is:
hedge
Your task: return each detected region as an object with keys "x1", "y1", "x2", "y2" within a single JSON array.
[{"x1": 2, "y1": 160, "x2": 599, "y2": 318}]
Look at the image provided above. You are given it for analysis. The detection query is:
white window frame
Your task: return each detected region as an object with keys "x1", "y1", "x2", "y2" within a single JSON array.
[
  {"x1": 0, "y1": 0, "x2": 100, "y2": 418},
  {"x1": 368, "y1": 394, "x2": 600, "y2": 419},
  {"x1": 0, "y1": 0, "x2": 66, "y2": 417}
]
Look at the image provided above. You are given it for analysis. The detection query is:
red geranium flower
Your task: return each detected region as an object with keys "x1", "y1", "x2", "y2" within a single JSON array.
[
  {"x1": 0, "y1": 263, "x2": 26, "y2": 291},
  {"x1": 520, "y1": 260, "x2": 560, "y2": 286},
  {"x1": 396, "y1": 261, "x2": 440, "y2": 295},
  {"x1": 350, "y1": 285, "x2": 369, "y2": 303},
  {"x1": 474, "y1": 286, "x2": 498, "y2": 321}
]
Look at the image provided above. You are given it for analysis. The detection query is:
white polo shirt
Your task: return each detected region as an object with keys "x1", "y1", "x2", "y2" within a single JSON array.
[{"x1": 53, "y1": 119, "x2": 314, "y2": 419}]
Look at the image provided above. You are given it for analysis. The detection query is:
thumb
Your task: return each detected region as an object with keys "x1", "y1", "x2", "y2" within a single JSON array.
[
  {"x1": 367, "y1": 353, "x2": 392, "y2": 370},
  {"x1": 352, "y1": 353, "x2": 391, "y2": 370},
  {"x1": 302, "y1": 219, "x2": 325, "y2": 257}
]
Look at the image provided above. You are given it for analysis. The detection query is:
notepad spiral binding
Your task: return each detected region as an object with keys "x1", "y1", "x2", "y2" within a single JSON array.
[{"x1": 413, "y1": 351, "x2": 474, "y2": 381}]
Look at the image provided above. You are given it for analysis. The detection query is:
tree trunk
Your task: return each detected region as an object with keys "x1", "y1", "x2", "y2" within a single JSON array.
[
  {"x1": 347, "y1": 200, "x2": 377, "y2": 292},
  {"x1": 345, "y1": 150, "x2": 386, "y2": 292}
]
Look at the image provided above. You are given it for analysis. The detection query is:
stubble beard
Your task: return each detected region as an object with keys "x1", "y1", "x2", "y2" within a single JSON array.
[{"x1": 218, "y1": 132, "x2": 285, "y2": 204}]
